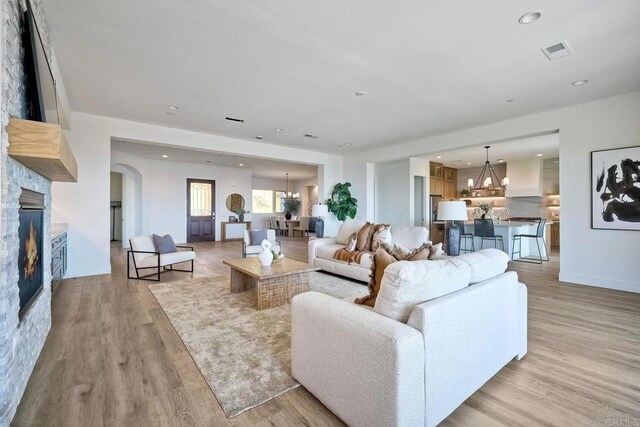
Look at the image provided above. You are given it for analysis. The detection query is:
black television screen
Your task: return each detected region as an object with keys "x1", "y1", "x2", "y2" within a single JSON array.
[{"x1": 22, "y1": 0, "x2": 58, "y2": 124}]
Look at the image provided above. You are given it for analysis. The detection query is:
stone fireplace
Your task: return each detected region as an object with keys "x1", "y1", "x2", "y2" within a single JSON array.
[{"x1": 0, "y1": 0, "x2": 55, "y2": 424}]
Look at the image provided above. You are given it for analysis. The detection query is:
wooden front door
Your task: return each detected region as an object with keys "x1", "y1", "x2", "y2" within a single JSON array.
[{"x1": 187, "y1": 179, "x2": 216, "y2": 242}]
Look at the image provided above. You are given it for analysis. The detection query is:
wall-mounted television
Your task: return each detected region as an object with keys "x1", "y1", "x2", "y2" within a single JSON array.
[{"x1": 22, "y1": 0, "x2": 59, "y2": 124}]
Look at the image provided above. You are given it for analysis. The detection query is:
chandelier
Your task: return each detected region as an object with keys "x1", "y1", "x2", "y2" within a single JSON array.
[
  {"x1": 470, "y1": 146, "x2": 509, "y2": 190},
  {"x1": 284, "y1": 173, "x2": 299, "y2": 199}
]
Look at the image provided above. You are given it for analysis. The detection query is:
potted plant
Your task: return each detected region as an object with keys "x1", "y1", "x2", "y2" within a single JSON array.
[
  {"x1": 460, "y1": 188, "x2": 471, "y2": 197},
  {"x1": 283, "y1": 199, "x2": 301, "y2": 220},
  {"x1": 326, "y1": 182, "x2": 358, "y2": 221}
]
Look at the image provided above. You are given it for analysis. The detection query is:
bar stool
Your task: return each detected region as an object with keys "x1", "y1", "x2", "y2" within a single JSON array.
[
  {"x1": 454, "y1": 220, "x2": 475, "y2": 253},
  {"x1": 474, "y1": 219, "x2": 503, "y2": 251},
  {"x1": 512, "y1": 218, "x2": 549, "y2": 264}
]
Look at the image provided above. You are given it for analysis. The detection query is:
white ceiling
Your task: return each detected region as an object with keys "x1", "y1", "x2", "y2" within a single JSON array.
[
  {"x1": 425, "y1": 133, "x2": 559, "y2": 168},
  {"x1": 111, "y1": 140, "x2": 318, "y2": 180},
  {"x1": 43, "y1": 1, "x2": 640, "y2": 155}
]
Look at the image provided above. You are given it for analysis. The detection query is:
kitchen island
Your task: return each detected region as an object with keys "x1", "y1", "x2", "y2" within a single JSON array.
[{"x1": 460, "y1": 220, "x2": 551, "y2": 260}]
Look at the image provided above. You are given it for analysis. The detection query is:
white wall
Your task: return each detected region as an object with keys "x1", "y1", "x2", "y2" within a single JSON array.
[
  {"x1": 52, "y1": 112, "x2": 343, "y2": 277},
  {"x1": 344, "y1": 91, "x2": 640, "y2": 293},
  {"x1": 251, "y1": 177, "x2": 287, "y2": 229},
  {"x1": 375, "y1": 159, "x2": 411, "y2": 225},
  {"x1": 111, "y1": 150, "x2": 251, "y2": 245}
]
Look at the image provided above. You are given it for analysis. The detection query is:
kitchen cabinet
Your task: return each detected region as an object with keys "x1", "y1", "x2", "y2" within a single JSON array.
[
  {"x1": 551, "y1": 222, "x2": 560, "y2": 249},
  {"x1": 430, "y1": 162, "x2": 443, "y2": 178},
  {"x1": 430, "y1": 176, "x2": 443, "y2": 195}
]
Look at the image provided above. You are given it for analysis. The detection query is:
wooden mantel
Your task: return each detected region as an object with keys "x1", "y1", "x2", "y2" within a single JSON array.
[{"x1": 7, "y1": 118, "x2": 78, "y2": 182}]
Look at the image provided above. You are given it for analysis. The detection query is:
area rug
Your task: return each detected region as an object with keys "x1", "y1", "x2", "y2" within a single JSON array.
[{"x1": 148, "y1": 271, "x2": 368, "y2": 418}]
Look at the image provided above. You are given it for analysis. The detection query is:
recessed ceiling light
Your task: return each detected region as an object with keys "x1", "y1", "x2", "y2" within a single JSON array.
[
  {"x1": 345, "y1": 142, "x2": 352, "y2": 146},
  {"x1": 355, "y1": 91, "x2": 366, "y2": 96},
  {"x1": 436, "y1": 156, "x2": 442, "y2": 159},
  {"x1": 506, "y1": 99, "x2": 515, "y2": 103},
  {"x1": 571, "y1": 79, "x2": 589, "y2": 86},
  {"x1": 238, "y1": 163, "x2": 244, "y2": 167},
  {"x1": 162, "y1": 155, "x2": 168, "y2": 158},
  {"x1": 167, "y1": 105, "x2": 179, "y2": 110},
  {"x1": 498, "y1": 158, "x2": 505, "y2": 162},
  {"x1": 467, "y1": 162, "x2": 472, "y2": 165},
  {"x1": 256, "y1": 135, "x2": 263, "y2": 140},
  {"x1": 274, "y1": 128, "x2": 284, "y2": 132},
  {"x1": 536, "y1": 153, "x2": 543, "y2": 157},
  {"x1": 518, "y1": 11, "x2": 543, "y2": 24}
]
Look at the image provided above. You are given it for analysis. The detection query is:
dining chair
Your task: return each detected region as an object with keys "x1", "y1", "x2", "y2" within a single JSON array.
[
  {"x1": 474, "y1": 219, "x2": 503, "y2": 251},
  {"x1": 276, "y1": 216, "x2": 287, "y2": 237},
  {"x1": 293, "y1": 217, "x2": 310, "y2": 237},
  {"x1": 511, "y1": 218, "x2": 549, "y2": 264}
]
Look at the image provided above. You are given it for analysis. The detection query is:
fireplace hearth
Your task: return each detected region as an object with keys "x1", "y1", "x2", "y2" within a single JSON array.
[{"x1": 18, "y1": 188, "x2": 45, "y2": 319}]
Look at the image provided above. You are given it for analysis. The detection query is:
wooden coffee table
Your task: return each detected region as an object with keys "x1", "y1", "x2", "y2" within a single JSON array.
[{"x1": 223, "y1": 257, "x2": 320, "y2": 310}]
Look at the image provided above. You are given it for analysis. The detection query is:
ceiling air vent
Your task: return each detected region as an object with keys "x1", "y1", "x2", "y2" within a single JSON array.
[
  {"x1": 541, "y1": 41, "x2": 573, "y2": 61},
  {"x1": 225, "y1": 117, "x2": 244, "y2": 123},
  {"x1": 303, "y1": 133, "x2": 319, "y2": 139}
]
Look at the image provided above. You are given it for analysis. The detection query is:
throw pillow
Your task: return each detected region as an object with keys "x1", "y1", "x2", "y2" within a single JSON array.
[
  {"x1": 249, "y1": 229, "x2": 268, "y2": 246},
  {"x1": 355, "y1": 246, "x2": 397, "y2": 307},
  {"x1": 382, "y1": 242, "x2": 412, "y2": 261},
  {"x1": 406, "y1": 242, "x2": 436, "y2": 261},
  {"x1": 370, "y1": 224, "x2": 391, "y2": 252},
  {"x1": 356, "y1": 222, "x2": 375, "y2": 251},
  {"x1": 344, "y1": 232, "x2": 357, "y2": 252},
  {"x1": 152, "y1": 234, "x2": 177, "y2": 254}
]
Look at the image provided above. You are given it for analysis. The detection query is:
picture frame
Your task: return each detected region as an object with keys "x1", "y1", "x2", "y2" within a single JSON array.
[
  {"x1": 229, "y1": 216, "x2": 237, "y2": 222},
  {"x1": 591, "y1": 145, "x2": 640, "y2": 231}
]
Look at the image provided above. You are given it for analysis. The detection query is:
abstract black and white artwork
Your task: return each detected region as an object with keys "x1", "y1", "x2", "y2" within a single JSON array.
[{"x1": 591, "y1": 145, "x2": 640, "y2": 231}]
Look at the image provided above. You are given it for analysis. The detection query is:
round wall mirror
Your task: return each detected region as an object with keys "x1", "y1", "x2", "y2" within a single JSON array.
[{"x1": 226, "y1": 193, "x2": 245, "y2": 211}]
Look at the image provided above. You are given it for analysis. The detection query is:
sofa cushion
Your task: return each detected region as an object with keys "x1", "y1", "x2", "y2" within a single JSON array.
[
  {"x1": 370, "y1": 224, "x2": 391, "y2": 252},
  {"x1": 406, "y1": 242, "x2": 436, "y2": 261},
  {"x1": 383, "y1": 242, "x2": 412, "y2": 260},
  {"x1": 356, "y1": 222, "x2": 375, "y2": 251},
  {"x1": 374, "y1": 258, "x2": 471, "y2": 323},
  {"x1": 345, "y1": 232, "x2": 357, "y2": 252},
  {"x1": 333, "y1": 249, "x2": 373, "y2": 270},
  {"x1": 137, "y1": 250, "x2": 196, "y2": 268},
  {"x1": 389, "y1": 226, "x2": 429, "y2": 250},
  {"x1": 336, "y1": 220, "x2": 366, "y2": 245},
  {"x1": 457, "y1": 249, "x2": 509, "y2": 284},
  {"x1": 316, "y1": 243, "x2": 347, "y2": 261},
  {"x1": 152, "y1": 234, "x2": 177, "y2": 254},
  {"x1": 355, "y1": 247, "x2": 397, "y2": 307}
]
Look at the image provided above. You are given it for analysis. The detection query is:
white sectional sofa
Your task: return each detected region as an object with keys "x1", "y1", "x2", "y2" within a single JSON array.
[
  {"x1": 292, "y1": 249, "x2": 527, "y2": 427},
  {"x1": 308, "y1": 220, "x2": 430, "y2": 282}
]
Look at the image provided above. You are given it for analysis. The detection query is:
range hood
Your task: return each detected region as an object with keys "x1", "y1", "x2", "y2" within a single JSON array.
[{"x1": 505, "y1": 159, "x2": 543, "y2": 198}]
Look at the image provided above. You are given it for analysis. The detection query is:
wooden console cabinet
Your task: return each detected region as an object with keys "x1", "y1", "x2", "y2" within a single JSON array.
[{"x1": 221, "y1": 221, "x2": 252, "y2": 242}]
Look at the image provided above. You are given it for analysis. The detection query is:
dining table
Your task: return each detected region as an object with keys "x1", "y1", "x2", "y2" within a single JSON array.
[{"x1": 285, "y1": 219, "x2": 300, "y2": 237}]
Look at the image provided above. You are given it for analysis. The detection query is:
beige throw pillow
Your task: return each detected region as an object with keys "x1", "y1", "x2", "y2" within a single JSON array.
[
  {"x1": 370, "y1": 224, "x2": 391, "y2": 252},
  {"x1": 355, "y1": 247, "x2": 397, "y2": 307},
  {"x1": 344, "y1": 232, "x2": 357, "y2": 252},
  {"x1": 356, "y1": 222, "x2": 374, "y2": 252}
]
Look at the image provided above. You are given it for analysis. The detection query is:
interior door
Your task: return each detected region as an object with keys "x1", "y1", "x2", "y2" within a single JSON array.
[{"x1": 187, "y1": 179, "x2": 216, "y2": 242}]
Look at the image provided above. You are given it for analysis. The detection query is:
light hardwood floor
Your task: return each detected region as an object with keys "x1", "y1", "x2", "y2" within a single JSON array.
[{"x1": 13, "y1": 239, "x2": 640, "y2": 426}]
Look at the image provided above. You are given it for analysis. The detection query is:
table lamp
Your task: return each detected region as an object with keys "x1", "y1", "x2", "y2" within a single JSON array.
[
  {"x1": 311, "y1": 204, "x2": 328, "y2": 238},
  {"x1": 437, "y1": 201, "x2": 468, "y2": 256}
]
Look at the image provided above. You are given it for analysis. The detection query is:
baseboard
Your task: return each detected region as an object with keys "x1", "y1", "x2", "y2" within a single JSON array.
[{"x1": 559, "y1": 272, "x2": 639, "y2": 294}]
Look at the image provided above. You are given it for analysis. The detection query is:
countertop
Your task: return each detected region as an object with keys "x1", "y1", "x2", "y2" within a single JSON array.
[
  {"x1": 51, "y1": 223, "x2": 68, "y2": 238},
  {"x1": 435, "y1": 220, "x2": 553, "y2": 227}
]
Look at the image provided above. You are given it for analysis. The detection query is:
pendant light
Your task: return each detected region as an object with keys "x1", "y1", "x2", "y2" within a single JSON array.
[
  {"x1": 472, "y1": 146, "x2": 508, "y2": 190},
  {"x1": 284, "y1": 173, "x2": 299, "y2": 200}
]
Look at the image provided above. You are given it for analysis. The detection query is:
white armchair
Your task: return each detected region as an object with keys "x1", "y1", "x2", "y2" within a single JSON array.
[
  {"x1": 127, "y1": 235, "x2": 196, "y2": 281},
  {"x1": 242, "y1": 229, "x2": 281, "y2": 257}
]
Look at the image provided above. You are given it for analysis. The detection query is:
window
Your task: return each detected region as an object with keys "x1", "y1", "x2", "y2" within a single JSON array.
[
  {"x1": 275, "y1": 191, "x2": 286, "y2": 213},
  {"x1": 252, "y1": 190, "x2": 273, "y2": 213}
]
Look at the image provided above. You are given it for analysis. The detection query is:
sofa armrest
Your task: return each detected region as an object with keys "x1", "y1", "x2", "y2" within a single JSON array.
[
  {"x1": 291, "y1": 292, "x2": 425, "y2": 427},
  {"x1": 407, "y1": 271, "x2": 527, "y2": 427},
  {"x1": 307, "y1": 237, "x2": 337, "y2": 264}
]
